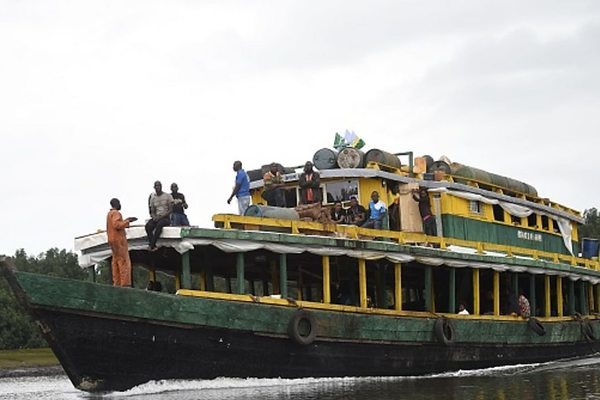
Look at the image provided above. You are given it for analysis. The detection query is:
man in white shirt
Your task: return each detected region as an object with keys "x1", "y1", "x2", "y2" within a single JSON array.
[{"x1": 145, "y1": 181, "x2": 173, "y2": 250}]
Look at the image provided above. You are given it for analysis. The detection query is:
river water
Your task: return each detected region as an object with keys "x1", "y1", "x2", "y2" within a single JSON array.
[{"x1": 1, "y1": 356, "x2": 599, "y2": 400}]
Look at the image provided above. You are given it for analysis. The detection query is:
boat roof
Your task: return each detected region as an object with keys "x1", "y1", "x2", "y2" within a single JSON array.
[{"x1": 74, "y1": 226, "x2": 600, "y2": 285}]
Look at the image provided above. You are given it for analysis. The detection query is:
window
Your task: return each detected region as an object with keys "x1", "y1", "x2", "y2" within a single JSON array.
[
  {"x1": 324, "y1": 180, "x2": 359, "y2": 204},
  {"x1": 527, "y1": 213, "x2": 537, "y2": 228},
  {"x1": 469, "y1": 200, "x2": 483, "y2": 215},
  {"x1": 493, "y1": 204, "x2": 505, "y2": 222},
  {"x1": 541, "y1": 215, "x2": 549, "y2": 231}
]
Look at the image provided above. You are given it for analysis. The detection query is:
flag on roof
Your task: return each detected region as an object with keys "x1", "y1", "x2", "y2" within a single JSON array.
[{"x1": 333, "y1": 130, "x2": 365, "y2": 150}]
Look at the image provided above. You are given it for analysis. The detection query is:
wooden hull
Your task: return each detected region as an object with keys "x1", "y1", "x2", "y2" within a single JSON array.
[
  {"x1": 35, "y1": 309, "x2": 599, "y2": 392},
  {"x1": 4, "y1": 269, "x2": 600, "y2": 392}
]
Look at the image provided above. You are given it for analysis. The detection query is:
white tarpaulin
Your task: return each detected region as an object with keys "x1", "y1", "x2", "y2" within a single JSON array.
[
  {"x1": 441, "y1": 189, "x2": 499, "y2": 205},
  {"x1": 556, "y1": 217, "x2": 574, "y2": 256},
  {"x1": 498, "y1": 202, "x2": 533, "y2": 218},
  {"x1": 76, "y1": 236, "x2": 600, "y2": 285},
  {"x1": 74, "y1": 227, "x2": 182, "y2": 251}
]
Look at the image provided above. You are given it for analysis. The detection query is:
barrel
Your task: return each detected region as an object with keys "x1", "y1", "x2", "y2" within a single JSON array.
[
  {"x1": 422, "y1": 155, "x2": 434, "y2": 171},
  {"x1": 247, "y1": 169, "x2": 263, "y2": 182},
  {"x1": 337, "y1": 147, "x2": 365, "y2": 168},
  {"x1": 313, "y1": 148, "x2": 338, "y2": 170},
  {"x1": 244, "y1": 205, "x2": 300, "y2": 220},
  {"x1": 247, "y1": 163, "x2": 295, "y2": 182},
  {"x1": 364, "y1": 149, "x2": 401, "y2": 169},
  {"x1": 428, "y1": 160, "x2": 451, "y2": 174},
  {"x1": 451, "y1": 163, "x2": 491, "y2": 184},
  {"x1": 582, "y1": 238, "x2": 600, "y2": 259},
  {"x1": 449, "y1": 163, "x2": 538, "y2": 197}
]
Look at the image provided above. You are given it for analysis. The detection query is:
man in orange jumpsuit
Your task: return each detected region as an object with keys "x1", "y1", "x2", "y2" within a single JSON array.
[{"x1": 106, "y1": 198, "x2": 137, "y2": 287}]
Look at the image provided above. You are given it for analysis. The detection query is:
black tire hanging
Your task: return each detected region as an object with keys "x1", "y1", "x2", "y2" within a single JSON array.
[
  {"x1": 527, "y1": 317, "x2": 546, "y2": 336},
  {"x1": 581, "y1": 319, "x2": 596, "y2": 343},
  {"x1": 434, "y1": 317, "x2": 455, "y2": 345},
  {"x1": 288, "y1": 309, "x2": 317, "y2": 345}
]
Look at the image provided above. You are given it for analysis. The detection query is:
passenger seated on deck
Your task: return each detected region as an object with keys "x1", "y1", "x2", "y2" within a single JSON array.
[
  {"x1": 330, "y1": 201, "x2": 347, "y2": 223},
  {"x1": 361, "y1": 191, "x2": 387, "y2": 230},
  {"x1": 261, "y1": 163, "x2": 286, "y2": 207},
  {"x1": 146, "y1": 181, "x2": 173, "y2": 251},
  {"x1": 458, "y1": 303, "x2": 470, "y2": 315},
  {"x1": 346, "y1": 196, "x2": 366, "y2": 225}
]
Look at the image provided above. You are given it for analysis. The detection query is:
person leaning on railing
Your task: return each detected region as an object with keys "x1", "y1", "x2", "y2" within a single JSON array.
[{"x1": 412, "y1": 187, "x2": 437, "y2": 236}]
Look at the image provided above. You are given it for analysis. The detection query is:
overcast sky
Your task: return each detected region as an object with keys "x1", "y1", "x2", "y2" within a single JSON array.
[{"x1": 1, "y1": 1, "x2": 599, "y2": 257}]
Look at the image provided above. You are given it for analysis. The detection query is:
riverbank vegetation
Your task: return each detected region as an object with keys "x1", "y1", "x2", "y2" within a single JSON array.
[{"x1": 0, "y1": 348, "x2": 58, "y2": 369}]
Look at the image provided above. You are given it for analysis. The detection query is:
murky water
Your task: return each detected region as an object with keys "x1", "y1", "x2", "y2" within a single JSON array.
[{"x1": 1, "y1": 356, "x2": 599, "y2": 400}]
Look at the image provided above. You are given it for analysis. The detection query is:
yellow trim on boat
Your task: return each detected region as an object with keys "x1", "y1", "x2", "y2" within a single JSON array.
[
  {"x1": 322, "y1": 256, "x2": 331, "y2": 304},
  {"x1": 175, "y1": 288, "x2": 595, "y2": 322},
  {"x1": 395, "y1": 263, "x2": 402, "y2": 311},
  {"x1": 557, "y1": 277, "x2": 564, "y2": 317}
]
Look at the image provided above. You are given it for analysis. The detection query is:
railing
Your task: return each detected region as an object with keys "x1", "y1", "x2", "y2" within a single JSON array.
[{"x1": 211, "y1": 214, "x2": 600, "y2": 272}]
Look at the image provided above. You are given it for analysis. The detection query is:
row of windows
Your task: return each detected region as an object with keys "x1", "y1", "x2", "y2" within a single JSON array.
[{"x1": 469, "y1": 201, "x2": 558, "y2": 233}]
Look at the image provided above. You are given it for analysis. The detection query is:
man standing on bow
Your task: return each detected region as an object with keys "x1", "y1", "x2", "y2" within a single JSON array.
[{"x1": 107, "y1": 198, "x2": 137, "y2": 287}]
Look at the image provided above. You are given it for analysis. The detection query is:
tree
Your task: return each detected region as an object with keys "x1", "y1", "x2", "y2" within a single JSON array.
[
  {"x1": 0, "y1": 248, "x2": 86, "y2": 349},
  {"x1": 580, "y1": 208, "x2": 600, "y2": 239}
]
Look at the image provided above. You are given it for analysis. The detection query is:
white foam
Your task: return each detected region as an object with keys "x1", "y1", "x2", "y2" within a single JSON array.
[
  {"x1": 113, "y1": 376, "x2": 364, "y2": 397},
  {"x1": 102, "y1": 355, "x2": 600, "y2": 397}
]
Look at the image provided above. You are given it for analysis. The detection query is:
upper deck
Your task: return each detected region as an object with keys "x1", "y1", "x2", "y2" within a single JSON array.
[{"x1": 242, "y1": 152, "x2": 586, "y2": 260}]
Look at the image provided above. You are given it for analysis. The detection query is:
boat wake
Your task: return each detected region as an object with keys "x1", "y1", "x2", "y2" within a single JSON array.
[{"x1": 96, "y1": 354, "x2": 600, "y2": 398}]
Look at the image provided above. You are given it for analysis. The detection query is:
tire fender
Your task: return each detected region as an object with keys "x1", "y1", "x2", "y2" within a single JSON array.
[
  {"x1": 288, "y1": 309, "x2": 317, "y2": 345},
  {"x1": 581, "y1": 319, "x2": 596, "y2": 342},
  {"x1": 434, "y1": 317, "x2": 454, "y2": 346},
  {"x1": 527, "y1": 317, "x2": 546, "y2": 336}
]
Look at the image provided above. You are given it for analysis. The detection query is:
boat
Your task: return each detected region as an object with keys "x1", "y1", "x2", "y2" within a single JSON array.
[{"x1": 2, "y1": 146, "x2": 600, "y2": 393}]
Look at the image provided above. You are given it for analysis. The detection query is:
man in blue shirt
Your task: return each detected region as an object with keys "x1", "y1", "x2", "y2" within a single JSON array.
[
  {"x1": 362, "y1": 191, "x2": 387, "y2": 230},
  {"x1": 227, "y1": 160, "x2": 251, "y2": 215}
]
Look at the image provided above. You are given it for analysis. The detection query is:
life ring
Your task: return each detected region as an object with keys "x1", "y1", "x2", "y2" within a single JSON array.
[
  {"x1": 434, "y1": 317, "x2": 454, "y2": 345},
  {"x1": 287, "y1": 309, "x2": 317, "y2": 345},
  {"x1": 581, "y1": 319, "x2": 596, "y2": 342},
  {"x1": 527, "y1": 317, "x2": 546, "y2": 336}
]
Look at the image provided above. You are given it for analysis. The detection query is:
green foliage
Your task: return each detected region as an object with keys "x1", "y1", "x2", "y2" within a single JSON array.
[
  {"x1": 12, "y1": 248, "x2": 86, "y2": 280},
  {"x1": 1, "y1": 248, "x2": 86, "y2": 350},
  {"x1": 580, "y1": 208, "x2": 600, "y2": 239}
]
